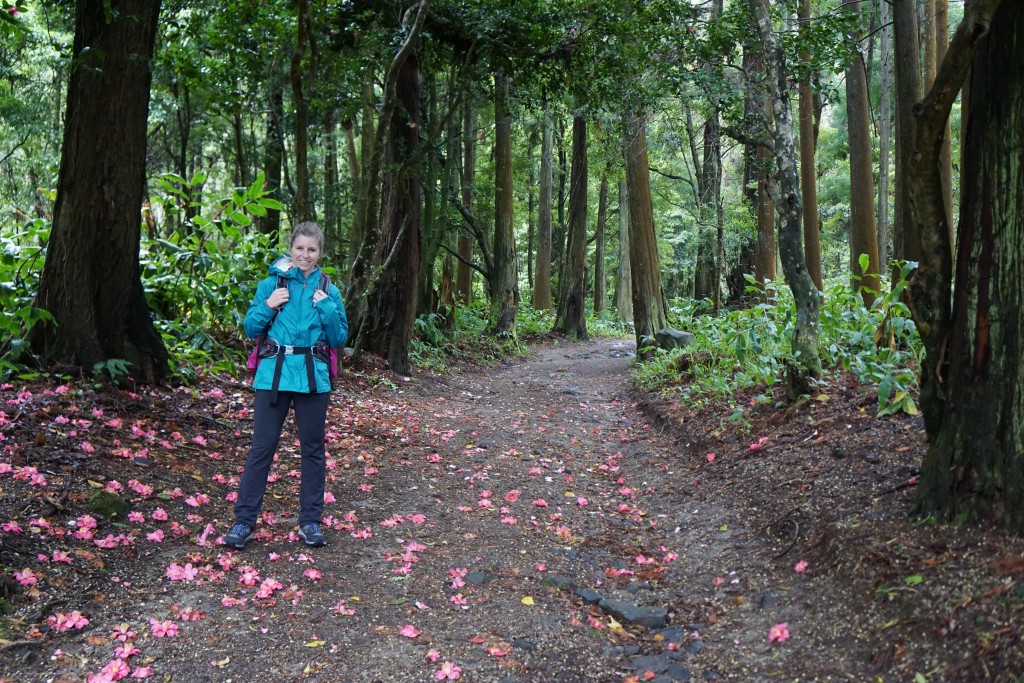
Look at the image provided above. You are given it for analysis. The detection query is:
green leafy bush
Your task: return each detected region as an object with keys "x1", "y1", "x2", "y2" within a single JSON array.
[{"x1": 636, "y1": 264, "x2": 922, "y2": 417}]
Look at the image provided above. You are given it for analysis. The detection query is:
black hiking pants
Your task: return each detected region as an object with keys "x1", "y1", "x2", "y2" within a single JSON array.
[{"x1": 233, "y1": 389, "x2": 331, "y2": 530}]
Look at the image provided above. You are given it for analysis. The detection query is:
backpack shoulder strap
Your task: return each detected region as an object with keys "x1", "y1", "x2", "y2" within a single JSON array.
[{"x1": 319, "y1": 272, "x2": 330, "y2": 292}]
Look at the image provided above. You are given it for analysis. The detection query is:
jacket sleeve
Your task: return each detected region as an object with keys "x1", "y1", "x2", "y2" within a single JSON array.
[
  {"x1": 243, "y1": 277, "x2": 279, "y2": 340},
  {"x1": 316, "y1": 284, "x2": 349, "y2": 348}
]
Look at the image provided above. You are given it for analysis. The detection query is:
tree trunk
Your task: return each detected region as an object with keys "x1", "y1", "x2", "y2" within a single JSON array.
[
  {"x1": 877, "y1": 0, "x2": 891, "y2": 266},
  {"x1": 417, "y1": 71, "x2": 439, "y2": 315},
  {"x1": 31, "y1": 0, "x2": 167, "y2": 384},
  {"x1": 917, "y1": 0, "x2": 1022, "y2": 533},
  {"x1": 934, "y1": 0, "x2": 954, "y2": 260},
  {"x1": 533, "y1": 105, "x2": 554, "y2": 311},
  {"x1": 798, "y1": 0, "x2": 822, "y2": 292},
  {"x1": 261, "y1": 81, "x2": 285, "y2": 236},
  {"x1": 748, "y1": 0, "x2": 821, "y2": 390},
  {"x1": 323, "y1": 111, "x2": 341, "y2": 257},
  {"x1": 554, "y1": 116, "x2": 568, "y2": 290},
  {"x1": 614, "y1": 180, "x2": 633, "y2": 322},
  {"x1": 290, "y1": 0, "x2": 314, "y2": 221},
  {"x1": 345, "y1": 0, "x2": 429, "y2": 338},
  {"x1": 745, "y1": 43, "x2": 776, "y2": 288},
  {"x1": 350, "y1": 73, "x2": 376, "y2": 260},
  {"x1": 893, "y1": 0, "x2": 922, "y2": 266},
  {"x1": 456, "y1": 101, "x2": 475, "y2": 304},
  {"x1": 904, "y1": 0, "x2": 1004, "y2": 438},
  {"x1": 623, "y1": 111, "x2": 666, "y2": 354},
  {"x1": 593, "y1": 164, "x2": 609, "y2": 314},
  {"x1": 693, "y1": 113, "x2": 720, "y2": 304},
  {"x1": 488, "y1": 72, "x2": 519, "y2": 336},
  {"x1": 846, "y1": 0, "x2": 880, "y2": 307},
  {"x1": 526, "y1": 125, "x2": 537, "y2": 290},
  {"x1": 554, "y1": 114, "x2": 588, "y2": 340},
  {"x1": 359, "y1": 53, "x2": 421, "y2": 376}
]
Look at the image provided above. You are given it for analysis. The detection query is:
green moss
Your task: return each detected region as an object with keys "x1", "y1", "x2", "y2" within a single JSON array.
[{"x1": 88, "y1": 491, "x2": 130, "y2": 521}]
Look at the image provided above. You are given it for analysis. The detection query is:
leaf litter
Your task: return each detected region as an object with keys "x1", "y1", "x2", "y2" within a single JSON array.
[{"x1": 0, "y1": 338, "x2": 1022, "y2": 682}]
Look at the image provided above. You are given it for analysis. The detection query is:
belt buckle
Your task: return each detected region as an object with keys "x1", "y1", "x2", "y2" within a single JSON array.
[{"x1": 284, "y1": 345, "x2": 295, "y2": 355}]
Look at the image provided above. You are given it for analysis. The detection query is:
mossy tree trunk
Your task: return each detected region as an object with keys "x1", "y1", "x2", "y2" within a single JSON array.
[{"x1": 747, "y1": 0, "x2": 821, "y2": 392}]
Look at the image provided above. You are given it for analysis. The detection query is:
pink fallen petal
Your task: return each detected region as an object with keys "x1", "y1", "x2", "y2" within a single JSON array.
[
  {"x1": 768, "y1": 622, "x2": 790, "y2": 643},
  {"x1": 399, "y1": 624, "x2": 420, "y2": 638}
]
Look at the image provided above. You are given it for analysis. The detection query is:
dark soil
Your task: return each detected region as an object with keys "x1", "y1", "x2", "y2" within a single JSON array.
[{"x1": 1, "y1": 337, "x2": 1022, "y2": 683}]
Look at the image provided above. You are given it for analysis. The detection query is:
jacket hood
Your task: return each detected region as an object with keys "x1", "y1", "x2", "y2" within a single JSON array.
[{"x1": 269, "y1": 256, "x2": 300, "y2": 278}]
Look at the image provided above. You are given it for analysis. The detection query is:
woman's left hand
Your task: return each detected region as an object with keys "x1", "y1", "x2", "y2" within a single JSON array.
[{"x1": 313, "y1": 290, "x2": 328, "y2": 306}]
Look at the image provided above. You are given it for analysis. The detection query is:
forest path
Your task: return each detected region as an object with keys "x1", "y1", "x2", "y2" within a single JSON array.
[
  {"x1": 13, "y1": 336, "x2": 1016, "y2": 683},
  {"x1": 163, "y1": 336, "x2": 724, "y2": 683}
]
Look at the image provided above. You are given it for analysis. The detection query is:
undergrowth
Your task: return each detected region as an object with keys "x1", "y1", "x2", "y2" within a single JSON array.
[{"x1": 633, "y1": 264, "x2": 922, "y2": 418}]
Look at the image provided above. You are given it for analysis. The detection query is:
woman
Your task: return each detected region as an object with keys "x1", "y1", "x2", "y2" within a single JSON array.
[{"x1": 224, "y1": 222, "x2": 348, "y2": 549}]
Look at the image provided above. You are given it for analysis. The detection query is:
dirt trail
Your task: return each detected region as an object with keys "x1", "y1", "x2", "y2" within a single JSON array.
[{"x1": 4, "y1": 337, "x2": 1023, "y2": 683}]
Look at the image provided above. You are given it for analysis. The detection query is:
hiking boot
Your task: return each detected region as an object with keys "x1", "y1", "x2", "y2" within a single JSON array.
[
  {"x1": 223, "y1": 523, "x2": 254, "y2": 549},
  {"x1": 298, "y1": 523, "x2": 327, "y2": 547}
]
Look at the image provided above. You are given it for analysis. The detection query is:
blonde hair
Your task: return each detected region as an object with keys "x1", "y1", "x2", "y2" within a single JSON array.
[{"x1": 290, "y1": 221, "x2": 324, "y2": 250}]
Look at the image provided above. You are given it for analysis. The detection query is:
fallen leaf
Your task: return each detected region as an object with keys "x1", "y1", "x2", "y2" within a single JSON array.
[
  {"x1": 521, "y1": 596, "x2": 535, "y2": 605},
  {"x1": 990, "y1": 555, "x2": 1024, "y2": 575},
  {"x1": 305, "y1": 640, "x2": 326, "y2": 647}
]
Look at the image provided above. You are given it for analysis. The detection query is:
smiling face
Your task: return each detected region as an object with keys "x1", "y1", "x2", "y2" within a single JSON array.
[{"x1": 290, "y1": 235, "x2": 321, "y2": 275}]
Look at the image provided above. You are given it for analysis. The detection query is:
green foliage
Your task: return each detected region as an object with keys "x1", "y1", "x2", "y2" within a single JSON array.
[
  {"x1": 635, "y1": 265, "x2": 923, "y2": 419},
  {"x1": 144, "y1": 171, "x2": 287, "y2": 376},
  {"x1": 0, "y1": 218, "x2": 53, "y2": 380},
  {"x1": 92, "y1": 358, "x2": 132, "y2": 383}
]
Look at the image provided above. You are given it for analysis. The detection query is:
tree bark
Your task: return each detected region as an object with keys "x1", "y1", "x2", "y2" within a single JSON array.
[
  {"x1": 747, "y1": 0, "x2": 821, "y2": 389},
  {"x1": 893, "y1": 0, "x2": 922, "y2": 266},
  {"x1": 593, "y1": 164, "x2": 609, "y2": 314},
  {"x1": 693, "y1": 113, "x2": 720, "y2": 304},
  {"x1": 877, "y1": 0, "x2": 891, "y2": 267},
  {"x1": 934, "y1": 0, "x2": 954, "y2": 260},
  {"x1": 31, "y1": 0, "x2": 167, "y2": 384},
  {"x1": 358, "y1": 53, "x2": 421, "y2": 376},
  {"x1": 456, "y1": 100, "x2": 475, "y2": 304},
  {"x1": 488, "y1": 72, "x2": 519, "y2": 336},
  {"x1": 744, "y1": 43, "x2": 776, "y2": 288},
  {"x1": 345, "y1": 0, "x2": 429, "y2": 335},
  {"x1": 290, "y1": 0, "x2": 314, "y2": 221},
  {"x1": 554, "y1": 114, "x2": 588, "y2": 340},
  {"x1": 533, "y1": 104, "x2": 554, "y2": 311},
  {"x1": 261, "y1": 81, "x2": 285, "y2": 236},
  {"x1": 614, "y1": 180, "x2": 633, "y2": 322},
  {"x1": 904, "y1": 0, "x2": 1005, "y2": 437},
  {"x1": 798, "y1": 0, "x2": 822, "y2": 291},
  {"x1": 917, "y1": 0, "x2": 1022, "y2": 533},
  {"x1": 623, "y1": 111, "x2": 666, "y2": 354},
  {"x1": 846, "y1": 0, "x2": 880, "y2": 307}
]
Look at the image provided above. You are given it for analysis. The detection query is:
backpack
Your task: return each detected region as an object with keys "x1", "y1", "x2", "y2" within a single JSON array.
[{"x1": 246, "y1": 273, "x2": 339, "y2": 379}]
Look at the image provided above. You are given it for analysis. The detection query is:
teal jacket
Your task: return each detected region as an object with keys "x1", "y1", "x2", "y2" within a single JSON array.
[{"x1": 245, "y1": 256, "x2": 348, "y2": 394}]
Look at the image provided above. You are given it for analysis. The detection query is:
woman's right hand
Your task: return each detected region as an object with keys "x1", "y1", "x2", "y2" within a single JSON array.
[{"x1": 266, "y1": 286, "x2": 290, "y2": 310}]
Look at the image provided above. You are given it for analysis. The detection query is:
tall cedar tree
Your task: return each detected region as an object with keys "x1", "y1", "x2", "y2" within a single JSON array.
[
  {"x1": 553, "y1": 114, "x2": 588, "y2": 339},
  {"x1": 487, "y1": 72, "x2": 519, "y2": 335},
  {"x1": 902, "y1": 0, "x2": 1003, "y2": 437},
  {"x1": 31, "y1": 0, "x2": 168, "y2": 383},
  {"x1": 357, "y1": 53, "x2": 421, "y2": 376},
  {"x1": 593, "y1": 166, "x2": 609, "y2": 314},
  {"x1": 532, "y1": 106, "x2": 554, "y2": 311},
  {"x1": 911, "y1": 0, "x2": 1017, "y2": 530},
  {"x1": 455, "y1": 102, "x2": 475, "y2": 304},
  {"x1": 846, "y1": 0, "x2": 880, "y2": 306},
  {"x1": 798, "y1": 0, "x2": 822, "y2": 291},
  {"x1": 623, "y1": 112, "x2": 666, "y2": 353},
  {"x1": 614, "y1": 180, "x2": 633, "y2": 322}
]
